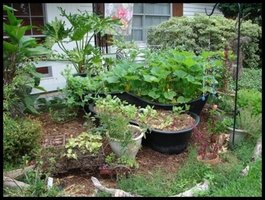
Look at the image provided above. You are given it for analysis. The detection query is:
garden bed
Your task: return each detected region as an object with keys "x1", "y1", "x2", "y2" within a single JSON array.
[{"x1": 34, "y1": 111, "x2": 198, "y2": 196}]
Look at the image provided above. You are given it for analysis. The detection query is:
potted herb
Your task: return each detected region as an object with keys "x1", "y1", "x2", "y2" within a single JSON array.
[
  {"x1": 94, "y1": 95, "x2": 145, "y2": 159},
  {"x1": 103, "y1": 49, "x2": 224, "y2": 115},
  {"x1": 43, "y1": 7, "x2": 121, "y2": 76},
  {"x1": 193, "y1": 127, "x2": 221, "y2": 165}
]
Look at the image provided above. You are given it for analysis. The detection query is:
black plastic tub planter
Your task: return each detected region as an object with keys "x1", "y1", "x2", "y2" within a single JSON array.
[
  {"x1": 142, "y1": 112, "x2": 200, "y2": 154},
  {"x1": 114, "y1": 92, "x2": 209, "y2": 115}
]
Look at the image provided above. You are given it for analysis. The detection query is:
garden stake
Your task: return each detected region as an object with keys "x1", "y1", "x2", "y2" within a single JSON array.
[{"x1": 205, "y1": 3, "x2": 241, "y2": 149}]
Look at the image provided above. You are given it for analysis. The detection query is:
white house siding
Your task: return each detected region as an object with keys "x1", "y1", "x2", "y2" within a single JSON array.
[
  {"x1": 32, "y1": 3, "x2": 93, "y2": 94},
  {"x1": 183, "y1": 3, "x2": 223, "y2": 17}
]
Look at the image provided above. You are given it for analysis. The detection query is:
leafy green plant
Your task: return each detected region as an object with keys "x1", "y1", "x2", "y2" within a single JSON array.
[
  {"x1": 4, "y1": 168, "x2": 63, "y2": 197},
  {"x1": 64, "y1": 129, "x2": 103, "y2": 159},
  {"x1": 49, "y1": 107, "x2": 78, "y2": 124},
  {"x1": 3, "y1": 5, "x2": 50, "y2": 117},
  {"x1": 103, "y1": 49, "x2": 224, "y2": 104},
  {"x1": 62, "y1": 69, "x2": 105, "y2": 110},
  {"x1": 43, "y1": 7, "x2": 121, "y2": 75},
  {"x1": 237, "y1": 68, "x2": 261, "y2": 91},
  {"x1": 237, "y1": 88, "x2": 261, "y2": 115},
  {"x1": 147, "y1": 15, "x2": 261, "y2": 69},
  {"x1": 94, "y1": 95, "x2": 146, "y2": 160},
  {"x1": 3, "y1": 113, "x2": 42, "y2": 166}
]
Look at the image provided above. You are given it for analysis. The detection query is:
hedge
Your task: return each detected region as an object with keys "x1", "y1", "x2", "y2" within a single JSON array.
[{"x1": 147, "y1": 14, "x2": 261, "y2": 68}]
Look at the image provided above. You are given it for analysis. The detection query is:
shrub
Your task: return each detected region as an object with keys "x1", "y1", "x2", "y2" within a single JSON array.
[
  {"x1": 237, "y1": 68, "x2": 261, "y2": 91},
  {"x1": 238, "y1": 89, "x2": 261, "y2": 115},
  {"x1": 147, "y1": 15, "x2": 261, "y2": 69},
  {"x1": 3, "y1": 114, "x2": 42, "y2": 165}
]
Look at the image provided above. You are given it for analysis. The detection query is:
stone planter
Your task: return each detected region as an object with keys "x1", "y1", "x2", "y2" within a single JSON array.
[
  {"x1": 108, "y1": 124, "x2": 144, "y2": 159},
  {"x1": 227, "y1": 126, "x2": 248, "y2": 146}
]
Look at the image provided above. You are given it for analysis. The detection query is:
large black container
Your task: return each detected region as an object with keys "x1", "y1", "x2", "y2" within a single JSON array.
[
  {"x1": 142, "y1": 112, "x2": 200, "y2": 154},
  {"x1": 115, "y1": 92, "x2": 209, "y2": 115}
]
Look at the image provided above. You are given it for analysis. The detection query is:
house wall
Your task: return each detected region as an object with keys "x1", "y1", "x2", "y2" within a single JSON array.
[{"x1": 183, "y1": 3, "x2": 223, "y2": 16}]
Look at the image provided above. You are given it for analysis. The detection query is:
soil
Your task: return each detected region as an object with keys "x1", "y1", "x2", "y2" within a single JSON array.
[{"x1": 32, "y1": 105, "x2": 212, "y2": 197}]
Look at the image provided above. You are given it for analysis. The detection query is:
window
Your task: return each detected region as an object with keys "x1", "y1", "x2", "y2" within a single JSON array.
[
  {"x1": 36, "y1": 66, "x2": 53, "y2": 78},
  {"x1": 3, "y1": 3, "x2": 46, "y2": 39},
  {"x1": 126, "y1": 3, "x2": 171, "y2": 42}
]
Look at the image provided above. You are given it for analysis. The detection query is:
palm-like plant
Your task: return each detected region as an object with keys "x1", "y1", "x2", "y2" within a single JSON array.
[{"x1": 43, "y1": 7, "x2": 121, "y2": 75}]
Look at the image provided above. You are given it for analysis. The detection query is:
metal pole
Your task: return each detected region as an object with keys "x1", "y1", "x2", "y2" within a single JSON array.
[{"x1": 231, "y1": 3, "x2": 241, "y2": 148}]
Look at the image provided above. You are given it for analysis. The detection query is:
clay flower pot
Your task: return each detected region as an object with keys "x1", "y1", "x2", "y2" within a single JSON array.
[{"x1": 197, "y1": 153, "x2": 220, "y2": 165}]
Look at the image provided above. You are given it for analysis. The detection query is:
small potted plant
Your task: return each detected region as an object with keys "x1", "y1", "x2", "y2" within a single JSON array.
[
  {"x1": 94, "y1": 95, "x2": 145, "y2": 159},
  {"x1": 193, "y1": 127, "x2": 221, "y2": 165}
]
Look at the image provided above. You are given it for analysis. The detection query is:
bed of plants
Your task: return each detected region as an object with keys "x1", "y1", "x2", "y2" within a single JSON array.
[{"x1": 3, "y1": 4, "x2": 261, "y2": 197}]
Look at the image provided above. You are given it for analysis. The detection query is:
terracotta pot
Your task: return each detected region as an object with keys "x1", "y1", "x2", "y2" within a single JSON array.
[{"x1": 197, "y1": 153, "x2": 220, "y2": 165}]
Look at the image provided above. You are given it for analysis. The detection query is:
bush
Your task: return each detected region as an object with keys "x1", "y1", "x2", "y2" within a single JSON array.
[
  {"x1": 147, "y1": 15, "x2": 261, "y2": 69},
  {"x1": 237, "y1": 68, "x2": 262, "y2": 91},
  {"x1": 238, "y1": 89, "x2": 261, "y2": 115},
  {"x1": 3, "y1": 114, "x2": 42, "y2": 165}
]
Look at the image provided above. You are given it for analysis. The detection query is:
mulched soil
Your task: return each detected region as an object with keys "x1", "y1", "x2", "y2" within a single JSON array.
[{"x1": 32, "y1": 106, "x2": 212, "y2": 197}]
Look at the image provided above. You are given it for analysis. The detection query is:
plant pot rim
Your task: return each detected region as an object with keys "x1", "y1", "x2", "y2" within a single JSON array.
[
  {"x1": 227, "y1": 126, "x2": 248, "y2": 133},
  {"x1": 197, "y1": 153, "x2": 220, "y2": 164},
  {"x1": 123, "y1": 92, "x2": 209, "y2": 107},
  {"x1": 148, "y1": 111, "x2": 200, "y2": 134},
  {"x1": 107, "y1": 124, "x2": 144, "y2": 142}
]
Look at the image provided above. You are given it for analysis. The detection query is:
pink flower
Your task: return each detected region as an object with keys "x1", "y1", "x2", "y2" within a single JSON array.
[{"x1": 118, "y1": 7, "x2": 127, "y2": 19}]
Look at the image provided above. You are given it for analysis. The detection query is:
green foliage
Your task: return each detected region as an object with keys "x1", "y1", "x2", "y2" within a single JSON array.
[
  {"x1": 218, "y1": 3, "x2": 262, "y2": 25},
  {"x1": 64, "y1": 129, "x2": 103, "y2": 159},
  {"x1": 118, "y1": 169, "x2": 174, "y2": 197},
  {"x1": 3, "y1": 5, "x2": 50, "y2": 117},
  {"x1": 209, "y1": 159, "x2": 262, "y2": 197},
  {"x1": 238, "y1": 88, "x2": 261, "y2": 115},
  {"x1": 62, "y1": 70, "x2": 105, "y2": 109},
  {"x1": 237, "y1": 68, "x2": 261, "y2": 91},
  {"x1": 3, "y1": 114, "x2": 42, "y2": 166},
  {"x1": 147, "y1": 15, "x2": 261, "y2": 69},
  {"x1": 104, "y1": 49, "x2": 224, "y2": 104},
  {"x1": 4, "y1": 169, "x2": 63, "y2": 197},
  {"x1": 233, "y1": 138, "x2": 257, "y2": 164},
  {"x1": 43, "y1": 7, "x2": 121, "y2": 74},
  {"x1": 49, "y1": 107, "x2": 78, "y2": 124}
]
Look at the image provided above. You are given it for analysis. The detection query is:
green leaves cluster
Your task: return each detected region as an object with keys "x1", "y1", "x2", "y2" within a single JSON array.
[
  {"x1": 3, "y1": 5, "x2": 50, "y2": 117},
  {"x1": 3, "y1": 113, "x2": 42, "y2": 165},
  {"x1": 103, "y1": 49, "x2": 224, "y2": 104},
  {"x1": 64, "y1": 130, "x2": 103, "y2": 159},
  {"x1": 147, "y1": 15, "x2": 261, "y2": 68}
]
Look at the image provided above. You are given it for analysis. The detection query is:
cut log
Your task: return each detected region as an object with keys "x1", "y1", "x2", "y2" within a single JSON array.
[
  {"x1": 4, "y1": 176, "x2": 30, "y2": 188},
  {"x1": 171, "y1": 180, "x2": 210, "y2": 197},
  {"x1": 90, "y1": 176, "x2": 142, "y2": 197},
  {"x1": 3, "y1": 165, "x2": 35, "y2": 179}
]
